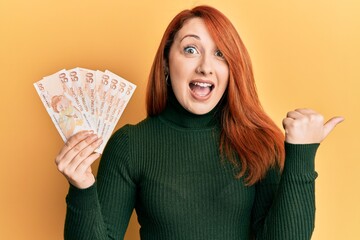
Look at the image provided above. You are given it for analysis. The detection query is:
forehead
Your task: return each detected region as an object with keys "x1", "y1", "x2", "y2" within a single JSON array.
[{"x1": 175, "y1": 17, "x2": 212, "y2": 41}]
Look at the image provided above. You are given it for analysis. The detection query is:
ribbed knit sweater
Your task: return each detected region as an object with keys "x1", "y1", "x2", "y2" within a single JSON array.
[{"x1": 64, "y1": 93, "x2": 319, "y2": 240}]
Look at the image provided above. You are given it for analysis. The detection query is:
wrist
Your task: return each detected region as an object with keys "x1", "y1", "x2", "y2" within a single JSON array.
[{"x1": 283, "y1": 142, "x2": 319, "y2": 174}]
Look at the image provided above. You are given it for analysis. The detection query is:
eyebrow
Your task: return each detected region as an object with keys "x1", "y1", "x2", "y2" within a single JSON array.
[{"x1": 180, "y1": 34, "x2": 200, "y2": 42}]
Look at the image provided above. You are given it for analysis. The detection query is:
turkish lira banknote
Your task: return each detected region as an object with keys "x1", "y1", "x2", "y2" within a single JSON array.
[{"x1": 34, "y1": 68, "x2": 136, "y2": 153}]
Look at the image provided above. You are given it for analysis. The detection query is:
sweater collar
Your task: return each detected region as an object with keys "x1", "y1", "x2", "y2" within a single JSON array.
[{"x1": 159, "y1": 89, "x2": 223, "y2": 129}]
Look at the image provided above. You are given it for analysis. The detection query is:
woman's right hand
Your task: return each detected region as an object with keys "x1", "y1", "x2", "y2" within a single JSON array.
[{"x1": 55, "y1": 131, "x2": 103, "y2": 189}]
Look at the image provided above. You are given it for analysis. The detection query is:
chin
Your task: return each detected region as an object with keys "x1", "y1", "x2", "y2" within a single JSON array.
[{"x1": 187, "y1": 105, "x2": 214, "y2": 115}]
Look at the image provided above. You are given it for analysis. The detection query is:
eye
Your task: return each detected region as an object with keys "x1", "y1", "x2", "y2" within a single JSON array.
[
  {"x1": 215, "y1": 50, "x2": 225, "y2": 59},
  {"x1": 184, "y1": 46, "x2": 199, "y2": 55}
]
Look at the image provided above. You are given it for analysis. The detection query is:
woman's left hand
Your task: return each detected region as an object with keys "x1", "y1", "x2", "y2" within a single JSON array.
[{"x1": 282, "y1": 108, "x2": 344, "y2": 144}]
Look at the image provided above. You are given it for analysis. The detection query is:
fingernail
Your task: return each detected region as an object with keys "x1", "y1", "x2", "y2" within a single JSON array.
[
  {"x1": 83, "y1": 130, "x2": 93, "y2": 136},
  {"x1": 89, "y1": 134, "x2": 98, "y2": 140}
]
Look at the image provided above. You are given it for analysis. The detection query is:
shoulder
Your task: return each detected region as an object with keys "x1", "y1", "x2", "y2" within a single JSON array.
[
  {"x1": 100, "y1": 117, "x2": 161, "y2": 181},
  {"x1": 114, "y1": 115, "x2": 162, "y2": 137},
  {"x1": 99, "y1": 118, "x2": 157, "y2": 177},
  {"x1": 106, "y1": 116, "x2": 160, "y2": 147}
]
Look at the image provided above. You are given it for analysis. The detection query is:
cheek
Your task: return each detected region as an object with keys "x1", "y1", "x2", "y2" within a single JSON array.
[
  {"x1": 170, "y1": 60, "x2": 193, "y2": 78},
  {"x1": 218, "y1": 66, "x2": 230, "y2": 89},
  {"x1": 169, "y1": 63, "x2": 192, "y2": 89}
]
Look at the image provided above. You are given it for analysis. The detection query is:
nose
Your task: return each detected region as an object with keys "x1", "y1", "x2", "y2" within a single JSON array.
[{"x1": 196, "y1": 55, "x2": 213, "y2": 75}]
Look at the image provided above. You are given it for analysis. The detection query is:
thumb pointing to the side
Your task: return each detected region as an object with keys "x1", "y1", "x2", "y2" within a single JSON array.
[{"x1": 322, "y1": 116, "x2": 345, "y2": 141}]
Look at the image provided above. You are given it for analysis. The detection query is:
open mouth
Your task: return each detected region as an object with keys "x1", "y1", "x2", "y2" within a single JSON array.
[{"x1": 189, "y1": 81, "x2": 214, "y2": 97}]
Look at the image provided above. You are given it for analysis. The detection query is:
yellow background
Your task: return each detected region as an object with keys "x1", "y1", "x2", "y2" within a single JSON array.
[{"x1": 0, "y1": 0, "x2": 359, "y2": 239}]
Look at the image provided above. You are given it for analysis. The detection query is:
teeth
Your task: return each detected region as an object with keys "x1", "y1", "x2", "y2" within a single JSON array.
[{"x1": 193, "y1": 82, "x2": 212, "y2": 88}]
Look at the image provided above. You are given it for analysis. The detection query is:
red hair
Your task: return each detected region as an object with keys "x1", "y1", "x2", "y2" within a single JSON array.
[{"x1": 146, "y1": 5, "x2": 285, "y2": 185}]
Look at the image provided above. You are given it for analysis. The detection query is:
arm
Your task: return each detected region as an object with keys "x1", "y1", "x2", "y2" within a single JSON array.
[
  {"x1": 251, "y1": 143, "x2": 319, "y2": 239},
  {"x1": 57, "y1": 128, "x2": 136, "y2": 239},
  {"x1": 251, "y1": 109, "x2": 343, "y2": 239}
]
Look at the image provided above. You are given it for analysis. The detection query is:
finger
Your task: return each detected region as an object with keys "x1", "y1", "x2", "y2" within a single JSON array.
[
  {"x1": 282, "y1": 117, "x2": 294, "y2": 131},
  {"x1": 64, "y1": 152, "x2": 100, "y2": 182},
  {"x1": 286, "y1": 110, "x2": 303, "y2": 120},
  {"x1": 57, "y1": 131, "x2": 93, "y2": 161},
  {"x1": 323, "y1": 116, "x2": 345, "y2": 139},
  {"x1": 294, "y1": 109, "x2": 326, "y2": 125},
  {"x1": 75, "y1": 152, "x2": 101, "y2": 175},
  {"x1": 294, "y1": 108, "x2": 316, "y2": 115},
  {"x1": 60, "y1": 134, "x2": 100, "y2": 168},
  {"x1": 56, "y1": 133, "x2": 99, "y2": 174},
  {"x1": 66, "y1": 137, "x2": 103, "y2": 173}
]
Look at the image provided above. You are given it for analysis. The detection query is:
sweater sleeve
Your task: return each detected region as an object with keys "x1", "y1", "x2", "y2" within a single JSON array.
[
  {"x1": 64, "y1": 126, "x2": 137, "y2": 239},
  {"x1": 251, "y1": 142, "x2": 319, "y2": 240}
]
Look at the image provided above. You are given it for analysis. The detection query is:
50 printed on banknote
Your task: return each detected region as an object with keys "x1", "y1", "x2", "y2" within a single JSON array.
[{"x1": 34, "y1": 67, "x2": 136, "y2": 153}]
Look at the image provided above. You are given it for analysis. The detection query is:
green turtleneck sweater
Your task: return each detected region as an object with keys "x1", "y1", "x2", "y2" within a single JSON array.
[{"x1": 64, "y1": 93, "x2": 319, "y2": 240}]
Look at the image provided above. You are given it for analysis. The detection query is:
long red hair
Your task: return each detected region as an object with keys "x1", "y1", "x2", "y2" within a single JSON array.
[{"x1": 146, "y1": 5, "x2": 285, "y2": 185}]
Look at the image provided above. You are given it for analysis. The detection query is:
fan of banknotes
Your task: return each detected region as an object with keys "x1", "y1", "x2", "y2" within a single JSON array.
[{"x1": 34, "y1": 67, "x2": 136, "y2": 153}]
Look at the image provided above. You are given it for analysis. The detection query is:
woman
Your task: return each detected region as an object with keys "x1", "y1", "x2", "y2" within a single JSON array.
[{"x1": 56, "y1": 5, "x2": 343, "y2": 239}]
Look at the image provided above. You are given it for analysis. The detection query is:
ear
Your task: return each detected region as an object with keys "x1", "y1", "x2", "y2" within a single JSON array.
[{"x1": 163, "y1": 57, "x2": 169, "y2": 74}]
